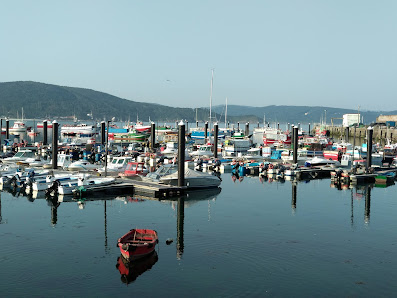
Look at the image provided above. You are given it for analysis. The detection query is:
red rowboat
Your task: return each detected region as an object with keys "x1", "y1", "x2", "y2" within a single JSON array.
[{"x1": 117, "y1": 229, "x2": 158, "y2": 260}]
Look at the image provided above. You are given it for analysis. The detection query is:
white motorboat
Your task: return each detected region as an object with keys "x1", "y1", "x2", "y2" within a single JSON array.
[
  {"x1": 56, "y1": 175, "x2": 116, "y2": 195},
  {"x1": 67, "y1": 160, "x2": 99, "y2": 171},
  {"x1": 304, "y1": 157, "x2": 341, "y2": 167},
  {"x1": 96, "y1": 155, "x2": 133, "y2": 175},
  {"x1": 190, "y1": 144, "x2": 214, "y2": 158},
  {"x1": 1, "y1": 149, "x2": 37, "y2": 164},
  {"x1": 160, "y1": 167, "x2": 221, "y2": 189}
]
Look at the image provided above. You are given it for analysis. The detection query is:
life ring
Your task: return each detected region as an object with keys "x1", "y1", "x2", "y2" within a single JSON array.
[{"x1": 269, "y1": 163, "x2": 274, "y2": 169}]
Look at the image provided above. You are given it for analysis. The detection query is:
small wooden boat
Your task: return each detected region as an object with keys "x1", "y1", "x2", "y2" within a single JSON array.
[{"x1": 117, "y1": 229, "x2": 158, "y2": 260}]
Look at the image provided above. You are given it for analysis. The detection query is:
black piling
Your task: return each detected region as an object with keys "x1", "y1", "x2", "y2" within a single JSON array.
[
  {"x1": 6, "y1": 119, "x2": 9, "y2": 139},
  {"x1": 150, "y1": 122, "x2": 156, "y2": 151},
  {"x1": 227, "y1": 121, "x2": 230, "y2": 128},
  {"x1": 293, "y1": 126, "x2": 298, "y2": 164},
  {"x1": 257, "y1": 122, "x2": 260, "y2": 128},
  {"x1": 43, "y1": 120, "x2": 48, "y2": 145},
  {"x1": 366, "y1": 127, "x2": 373, "y2": 171},
  {"x1": 245, "y1": 122, "x2": 249, "y2": 137},
  {"x1": 0, "y1": 119, "x2": 2, "y2": 145},
  {"x1": 196, "y1": 121, "x2": 198, "y2": 128},
  {"x1": 204, "y1": 121, "x2": 208, "y2": 142},
  {"x1": 391, "y1": 133, "x2": 393, "y2": 143},
  {"x1": 277, "y1": 123, "x2": 280, "y2": 130},
  {"x1": 186, "y1": 120, "x2": 188, "y2": 132},
  {"x1": 308, "y1": 123, "x2": 310, "y2": 135},
  {"x1": 101, "y1": 121, "x2": 106, "y2": 145},
  {"x1": 214, "y1": 123, "x2": 218, "y2": 158},
  {"x1": 298, "y1": 123, "x2": 300, "y2": 131},
  {"x1": 237, "y1": 122, "x2": 240, "y2": 131},
  {"x1": 52, "y1": 121, "x2": 58, "y2": 169},
  {"x1": 288, "y1": 123, "x2": 290, "y2": 132},
  {"x1": 175, "y1": 121, "x2": 178, "y2": 129},
  {"x1": 178, "y1": 121, "x2": 185, "y2": 187}
]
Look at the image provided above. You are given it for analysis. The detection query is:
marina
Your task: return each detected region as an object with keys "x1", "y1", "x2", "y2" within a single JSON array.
[{"x1": 1, "y1": 117, "x2": 397, "y2": 296}]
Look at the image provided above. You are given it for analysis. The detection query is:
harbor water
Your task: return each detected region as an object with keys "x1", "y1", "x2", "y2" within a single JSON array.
[{"x1": 1, "y1": 175, "x2": 397, "y2": 296}]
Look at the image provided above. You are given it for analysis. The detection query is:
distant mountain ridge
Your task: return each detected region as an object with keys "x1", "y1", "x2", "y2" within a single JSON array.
[
  {"x1": 0, "y1": 81, "x2": 393, "y2": 124},
  {"x1": 210, "y1": 105, "x2": 395, "y2": 125}
]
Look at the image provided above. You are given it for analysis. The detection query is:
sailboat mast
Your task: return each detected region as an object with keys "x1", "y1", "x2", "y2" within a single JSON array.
[
  {"x1": 225, "y1": 97, "x2": 227, "y2": 128},
  {"x1": 209, "y1": 69, "x2": 214, "y2": 131}
]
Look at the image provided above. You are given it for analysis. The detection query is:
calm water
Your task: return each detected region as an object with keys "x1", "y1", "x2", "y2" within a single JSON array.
[{"x1": 1, "y1": 174, "x2": 397, "y2": 297}]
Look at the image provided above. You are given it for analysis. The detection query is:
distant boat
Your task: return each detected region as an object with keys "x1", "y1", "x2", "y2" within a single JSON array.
[
  {"x1": 117, "y1": 229, "x2": 159, "y2": 260},
  {"x1": 37, "y1": 121, "x2": 53, "y2": 129},
  {"x1": 9, "y1": 121, "x2": 27, "y2": 134},
  {"x1": 61, "y1": 123, "x2": 96, "y2": 136}
]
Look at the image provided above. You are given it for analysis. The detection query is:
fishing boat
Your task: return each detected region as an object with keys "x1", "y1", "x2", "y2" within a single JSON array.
[
  {"x1": 9, "y1": 121, "x2": 27, "y2": 134},
  {"x1": 117, "y1": 229, "x2": 159, "y2": 260},
  {"x1": 61, "y1": 123, "x2": 97, "y2": 136},
  {"x1": 36, "y1": 120, "x2": 53, "y2": 129}
]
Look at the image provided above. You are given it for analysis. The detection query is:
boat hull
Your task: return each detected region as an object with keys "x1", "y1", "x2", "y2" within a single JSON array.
[{"x1": 117, "y1": 229, "x2": 158, "y2": 261}]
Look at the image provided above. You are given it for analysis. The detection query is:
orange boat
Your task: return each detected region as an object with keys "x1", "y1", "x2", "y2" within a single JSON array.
[{"x1": 117, "y1": 229, "x2": 158, "y2": 260}]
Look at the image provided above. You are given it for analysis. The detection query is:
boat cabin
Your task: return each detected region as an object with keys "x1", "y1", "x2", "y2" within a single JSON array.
[{"x1": 123, "y1": 162, "x2": 148, "y2": 177}]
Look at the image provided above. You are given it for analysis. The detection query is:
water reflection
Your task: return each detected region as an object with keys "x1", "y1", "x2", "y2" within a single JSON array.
[
  {"x1": 291, "y1": 182, "x2": 297, "y2": 213},
  {"x1": 177, "y1": 197, "x2": 184, "y2": 259},
  {"x1": 115, "y1": 252, "x2": 158, "y2": 285}
]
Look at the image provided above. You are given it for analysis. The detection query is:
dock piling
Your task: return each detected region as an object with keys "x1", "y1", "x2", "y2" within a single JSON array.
[
  {"x1": 101, "y1": 121, "x2": 105, "y2": 145},
  {"x1": 214, "y1": 123, "x2": 218, "y2": 158},
  {"x1": 178, "y1": 121, "x2": 185, "y2": 187},
  {"x1": 52, "y1": 121, "x2": 58, "y2": 169},
  {"x1": 204, "y1": 121, "x2": 208, "y2": 143},
  {"x1": 366, "y1": 127, "x2": 373, "y2": 172},
  {"x1": 293, "y1": 126, "x2": 298, "y2": 164},
  {"x1": 43, "y1": 120, "x2": 48, "y2": 145},
  {"x1": 6, "y1": 119, "x2": 9, "y2": 139},
  {"x1": 150, "y1": 122, "x2": 156, "y2": 151}
]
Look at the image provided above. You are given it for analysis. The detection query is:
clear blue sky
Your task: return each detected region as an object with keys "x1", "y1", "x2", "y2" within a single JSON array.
[{"x1": 1, "y1": 0, "x2": 396, "y2": 111}]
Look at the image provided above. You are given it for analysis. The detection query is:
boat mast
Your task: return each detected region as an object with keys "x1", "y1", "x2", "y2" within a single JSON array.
[
  {"x1": 209, "y1": 69, "x2": 214, "y2": 131},
  {"x1": 225, "y1": 97, "x2": 227, "y2": 129}
]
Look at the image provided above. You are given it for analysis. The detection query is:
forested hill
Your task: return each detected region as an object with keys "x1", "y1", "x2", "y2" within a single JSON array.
[
  {"x1": 0, "y1": 81, "x2": 393, "y2": 124},
  {"x1": 0, "y1": 81, "x2": 211, "y2": 122}
]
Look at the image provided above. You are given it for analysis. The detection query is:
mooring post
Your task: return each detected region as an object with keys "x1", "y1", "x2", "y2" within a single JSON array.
[
  {"x1": 366, "y1": 127, "x2": 373, "y2": 172},
  {"x1": 104, "y1": 120, "x2": 110, "y2": 177},
  {"x1": 6, "y1": 119, "x2": 9, "y2": 140},
  {"x1": 288, "y1": 123, "x2": 290, "y2": 132},
  {"x1": 237, "y1": 122, "x2": 240, "y2": 131},
  {"x1": 101, "y1": 121, "x2": 106, "y2": 146},
  {"x1": 245, "y1": 122, "x2": 249, "y2": 137},
  {"x1": 214, "y1": 122, "x2": 218, "y2": 158},
  {"x1": 196, "y1": 121, "x2": 198, "y2": 128},
  {"x1": 391, "y1": 133, "x2": 393, "y2": 143},
  {"x1": 257, "y1": 121, "x2": 260, "y2": 128},
  {"x1": 52, "y1": 121, "x2": 58, "y2": 169},
  {"x1": 177, "y1": 197, "x2": 185, "y2": 259},
  {"x1": 227, "y1": 121, "x2": 230, "y2": 128},
  {"x1": 0, "y1": 119, "x2": 2, "y2": 146},
  {"x1": 293, "y1": 126, "x2": 298, "y2": 164},
  {"x1": 204, "y1": 121, "x2": 208, "y2": 143},
  {"x1": 353, "y1": 125, "x2": 356, "y2": 163},
  {"x1": 178, "y1": 121, "x2": 185, "y2": 187},
  {"x1": 277, "y1": 123, "x2": 280, "y2": 130},
  {"x1": 43, "y1": 120, "x2": 48, "y2": 145},
  {"x1": 308, "y1": 123, "x2": 311, "y2": 135},
  {"x1": 298, "y1": 123, "x2": 300, "y2": 131},
  {"x1": 150, "y1": 122, "x2": 156, "y2": 151}
]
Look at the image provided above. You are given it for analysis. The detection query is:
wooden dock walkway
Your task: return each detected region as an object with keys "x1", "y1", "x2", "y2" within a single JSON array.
[{"x1": 74, "y1": 178, "x2": 186, "y2": 198}]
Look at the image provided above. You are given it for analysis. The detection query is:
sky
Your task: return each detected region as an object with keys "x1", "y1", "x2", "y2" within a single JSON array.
[{"x1": 1, "y1": 0, "x2": 397, "y2": 111}]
